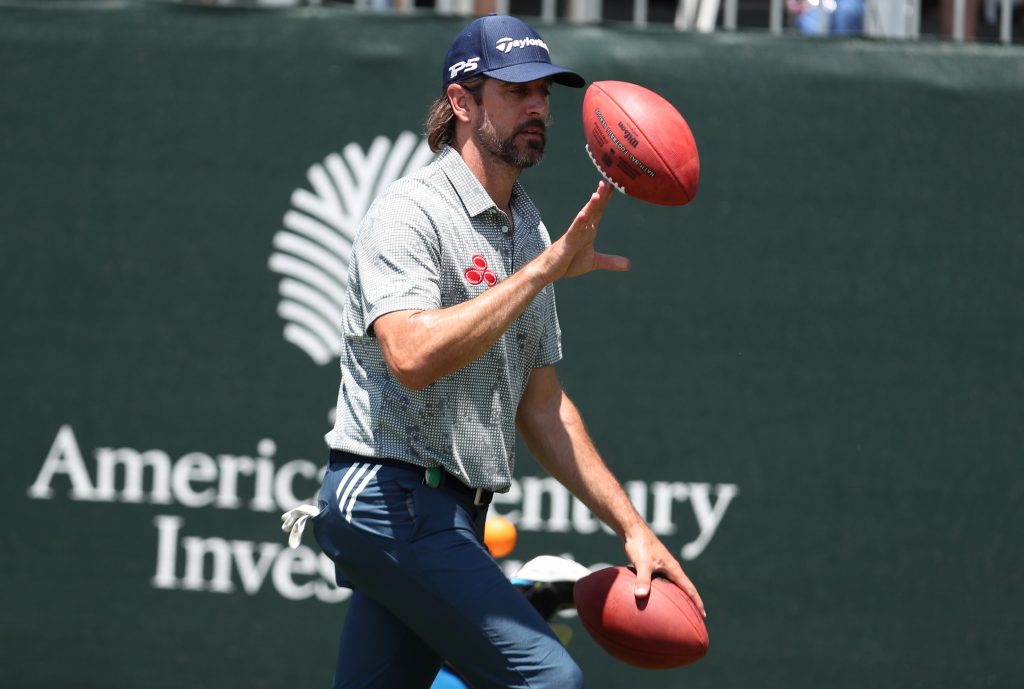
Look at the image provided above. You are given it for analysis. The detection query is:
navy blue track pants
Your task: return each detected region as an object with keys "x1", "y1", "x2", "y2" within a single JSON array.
[{"x1": 312, "y1": 457, "x2": 583, "y2": 689}]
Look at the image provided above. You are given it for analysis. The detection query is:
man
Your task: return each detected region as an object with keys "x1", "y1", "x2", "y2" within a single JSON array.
[{"x1": 311, "y1": 14, "x2": 704, "y2": 689}]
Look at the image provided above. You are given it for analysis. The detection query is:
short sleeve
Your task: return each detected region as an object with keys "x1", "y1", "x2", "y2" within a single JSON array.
[{"x1": 354, "y1": 186, "x2": 443, "y2": 333}]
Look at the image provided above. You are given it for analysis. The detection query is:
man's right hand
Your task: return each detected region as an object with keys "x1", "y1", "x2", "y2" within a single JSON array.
[{"x1": 541, "y1": 181, "x2": 630, "y2": 281}]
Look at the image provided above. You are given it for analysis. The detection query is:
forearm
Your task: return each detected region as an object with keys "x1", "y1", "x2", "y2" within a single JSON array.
[
  {"x1": 517, "y1": 389, "x2": 647, "y2": 540},
  {"x1": 378, "y1": 258, "x2": 553, "y2": 389},
  {"x1": 517, "y1": 366, "x2": 704, "y2": 610}
]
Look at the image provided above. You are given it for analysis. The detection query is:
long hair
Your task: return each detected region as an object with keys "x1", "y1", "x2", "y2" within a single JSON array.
[{"x1": 425, "y1": 76, "x2": 486, "y2": 153}]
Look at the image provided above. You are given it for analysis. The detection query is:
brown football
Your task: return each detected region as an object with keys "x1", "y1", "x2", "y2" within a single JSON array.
[
  {"x1": 582, "y1": 80, "x2": 700, "y2": 206},
  {"x1": 574, "y1": 566, "x2": 709, "y2": 669}
]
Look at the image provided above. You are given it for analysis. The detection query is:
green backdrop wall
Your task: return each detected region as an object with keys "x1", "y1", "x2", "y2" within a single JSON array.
[{"x1": 2, "y1": 5, "x2": 1022, "y2": 688}]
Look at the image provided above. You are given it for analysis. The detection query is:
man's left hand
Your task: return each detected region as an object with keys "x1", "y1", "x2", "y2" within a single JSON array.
[{"x1": 624, "y1": 526, "x2": 706, "y2": 618}]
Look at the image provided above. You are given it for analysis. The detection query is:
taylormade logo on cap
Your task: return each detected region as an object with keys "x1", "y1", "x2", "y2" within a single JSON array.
[{"x1": 495, "y1": 37, "x2": 549, "y2": 54}]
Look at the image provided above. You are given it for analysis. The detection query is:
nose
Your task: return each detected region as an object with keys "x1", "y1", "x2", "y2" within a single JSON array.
[{"x1": 525, "y1": 85, "x2": 549, "y2": 119}]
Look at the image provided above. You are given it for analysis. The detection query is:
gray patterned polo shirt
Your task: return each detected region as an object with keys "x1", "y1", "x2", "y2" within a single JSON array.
[{"x1": 325, "y1": 145, "x2": 562, "y2": 492}]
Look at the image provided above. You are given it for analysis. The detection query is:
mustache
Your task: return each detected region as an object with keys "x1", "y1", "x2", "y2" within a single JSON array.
[{"x1": 514, "y1": 116, "x2": 552, "y2": 137}]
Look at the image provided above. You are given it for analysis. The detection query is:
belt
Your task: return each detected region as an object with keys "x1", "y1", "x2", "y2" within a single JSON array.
[{"x1": 329, "y1": 449, "x2": 493, "y2": 507}]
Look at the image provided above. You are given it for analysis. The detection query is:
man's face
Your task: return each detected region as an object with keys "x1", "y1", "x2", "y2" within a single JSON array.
[{"x1": 472, "y1": 77, "x2": 552, "y2": 170}]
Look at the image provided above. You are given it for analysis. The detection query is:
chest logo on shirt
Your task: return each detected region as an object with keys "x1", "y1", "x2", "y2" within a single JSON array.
[{"x1": 464, "y1": 254, "x2": 497, "y2": 287}]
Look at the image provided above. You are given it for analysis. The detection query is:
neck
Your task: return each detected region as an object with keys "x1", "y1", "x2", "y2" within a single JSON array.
[{"x1": 452, "y1": 137, "x2": 520, "y2": 216}]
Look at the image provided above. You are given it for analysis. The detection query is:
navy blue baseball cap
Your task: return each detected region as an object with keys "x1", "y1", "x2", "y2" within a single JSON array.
[{"x1": 442, "y1": 14, "x2": 585, "y2": 90}]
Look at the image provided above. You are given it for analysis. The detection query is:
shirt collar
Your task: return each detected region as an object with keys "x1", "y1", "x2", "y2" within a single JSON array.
[
  {"x1": 438, "y1": 146, "x2": 494, "y2": 218},
  {"x1": 437, "y1": 145, "x2": 535, "y2": 224}
]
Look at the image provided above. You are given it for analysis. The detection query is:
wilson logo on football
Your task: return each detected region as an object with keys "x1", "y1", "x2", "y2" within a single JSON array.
[{"x1": 464, "y1": 254, "x2": 497, "y2": 287}]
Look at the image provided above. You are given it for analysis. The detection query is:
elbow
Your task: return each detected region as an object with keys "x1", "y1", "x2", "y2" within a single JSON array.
[
  {"x1": 375, "y1": 311, "x2": 440, "y2": 390},
  {"x1": 392, "y1": 367, "x2": 433, "y2": 391},
  {"x1": 383, "y1": 350, "x2": 434, "y2": 390}
]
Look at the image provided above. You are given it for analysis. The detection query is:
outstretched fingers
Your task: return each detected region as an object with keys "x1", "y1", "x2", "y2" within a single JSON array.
[
  {"x1": 566, "y1": 181, "x2": 626, "y2": 275},
  {"x1": 551, "y1": 181, "x2": 626, "y2": 280},
  {"x1": 592, "y1": 252, "x2": 631, "y2": 272},
  {"x1": 585, "y1": 182, "x2": 627, "y2": 272},
  {"x1": 575, "y1": 180, "x2": 613, "y2": 230}
]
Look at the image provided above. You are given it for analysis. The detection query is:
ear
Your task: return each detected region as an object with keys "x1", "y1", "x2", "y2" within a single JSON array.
[{"x1": 448, "y1": 83, "x2": 475, "y2": 124}]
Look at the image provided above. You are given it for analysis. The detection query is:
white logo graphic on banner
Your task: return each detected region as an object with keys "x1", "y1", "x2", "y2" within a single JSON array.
[{"x1": 269, "y1": 132, "x2": 434, "y2": 365}]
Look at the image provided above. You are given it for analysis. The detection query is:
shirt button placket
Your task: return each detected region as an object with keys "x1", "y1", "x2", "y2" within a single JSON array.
[{"x1": 496, "y1": 214, "x2": 513, "y2": 272}]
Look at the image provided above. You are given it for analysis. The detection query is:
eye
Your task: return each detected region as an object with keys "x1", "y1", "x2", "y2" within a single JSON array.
[{"x1": 505, "y1": 82, "x2": 550, "y2": 100}]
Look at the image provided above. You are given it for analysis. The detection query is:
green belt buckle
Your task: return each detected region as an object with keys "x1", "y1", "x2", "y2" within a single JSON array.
[{"x1": 424, "y1": 466, "x2": 441, "y2": 488}]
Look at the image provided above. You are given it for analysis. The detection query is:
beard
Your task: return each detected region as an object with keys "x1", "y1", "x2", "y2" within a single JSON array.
[{"x1": 474, "y1": 113, "x2": 546, "y2": 169}]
